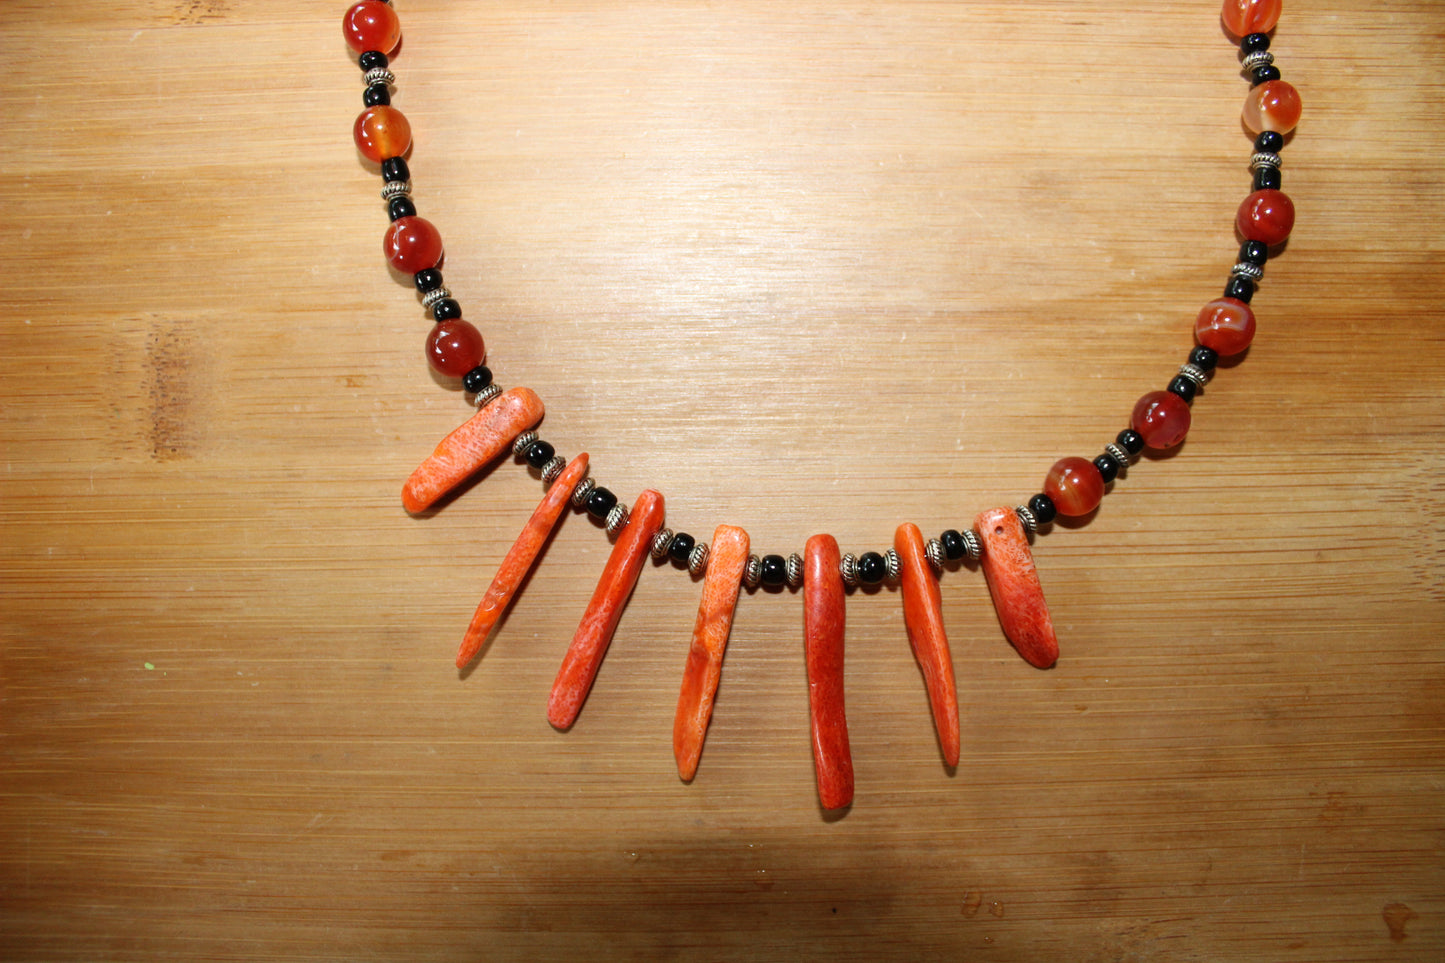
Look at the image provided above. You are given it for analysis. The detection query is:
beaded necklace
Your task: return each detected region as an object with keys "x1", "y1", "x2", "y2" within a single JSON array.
[{"x1": 341, "y1": 0, "x2": 1300, "y2": 809}]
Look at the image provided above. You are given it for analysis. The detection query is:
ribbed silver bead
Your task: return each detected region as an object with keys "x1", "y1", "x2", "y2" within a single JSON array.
[
  {"x1": 1242, "y1": 50, "x2": 1275, "y2": 72},
  {"x1": 840, "y1": 553, "x2": 859, "y2": 588},
  {"x1": 420, "y1": 286, "x2": 452, "y2": 311},
  {"x1": 743, "y1": 555, "x2": 762, "y2": 590},
  {"x1": 1015, "y1": 505, "x2": 1038, "y2": 534},
  {"x1": 786, "y1": 553, "x2": 804, "y2": 589},
  {"x1": 1250, "y1": 150, "x2": 1283, "y2": 171},
  {"x1": 540, "y1": 455, "x2": 567, "y2": 485},
  {"x1": 1231, "y1": 261, "x2": 1265, "y2": 283},
  {"x1": 380, "y1": 180, "x2": 411, "y2": 202},
  {"x1": 1177, "y1": 363, "x2": 1210, "y2": 389},
  {"x1": 924, "y1": 538, "x2": 945, "y2": 575},
  {"x1": 605, "y1": 503, "x2": 630, "y2": 538},
  {"x1": 363, "y1": 67, "x2": 396, "y2": 88},
  {"x1": 688, "y1": 542, "x2": 709, "y2": 577},
  {"x1": 959, "y1": 529, "x2": 981, "y2": 560},
  {"x1": 471, "y1": 383, "x2": 503, "y2": 408},
  {"x1": 883, "y1": 549, "x2": 901, "y2": 583},
  {"x1": 512, "y1": 431, "x2": 539, "y2": 457},
  {"x1": 650, "y1": 527, "x2": 674, "y2": 559},
  {"x1": 1104, "y1": 442, "x2": 1132, "y2": 466},
  {"x1": 570, "y1": 476, "x2": 596, "y2": 509}
]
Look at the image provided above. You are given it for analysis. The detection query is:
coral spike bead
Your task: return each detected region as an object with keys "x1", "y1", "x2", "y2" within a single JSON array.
[
  {"x1": 1044, "y1": 457, "x2": 1106, "y2": 517},
  {"x1": 425, "y1": 319, "x2": 486, "y2": 378},
  {"x1": 1195, "y1": 297, "x2": 1257, "y2": 356},
  {"x1": 1243, "y1": 80, "x2": 1302, "y2": 135},
  {"x1": 1221, "y1": 0, "x2": 1282, "y2": 37},
  {"x1": 353, "y1": 106, "x2": 411, "y2": 164},
  {"x1": 1131, "y1": 390, "x2": 1192, "y2": 450},
  {"x1": 383, "y1": 216, "x2": 444, "y2": 273},
  {"x1": 1236, "y1": 189, "x2": 1295, "y2": 246},
  {"x1": 343, "y1": 2, "x2": 402, "y2": 55}
]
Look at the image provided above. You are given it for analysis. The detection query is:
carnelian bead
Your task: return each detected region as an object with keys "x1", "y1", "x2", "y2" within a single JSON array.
[
  {"x1": 1243, "y1": 80, "x2": 1302, "y2": 135},
  {"x1": 1194, "y1": 297, "x2": 1257, "y2": 356},
  {"x1": 383, "y1": 216, "x2": 444, "y2": 273},
  {"x1": 1221, "y1": 0, "x2": 1281, "y2": 37},
  {"x1": 1236, "y1": 189, "x2": 1295, "y2": 246},
  {"x1": 425, "y1": 320, "x2": 486, "y2": 378},
  {"x1": 353, "y1": 106, "x2": 411, "y2": 164},
  {"x1": 1131, "y1": 390, "x2": 1192, "y2": 450},
  {"x1": 343, "y1": 2, "x2": 401, "y2": 55},
  {"x1": 1044, "y1": 457, "x2": 1105, "y2": 517}
]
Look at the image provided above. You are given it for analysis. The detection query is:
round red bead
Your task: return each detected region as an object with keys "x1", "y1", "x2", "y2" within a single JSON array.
[
  {"x1": 353, "y1": 106, "x2": 411, "y2": 164},
  {"x1": 1243, "y1": 80, "x2": 1302, "y2": 135},
  {"x1": 1236, "y1": 189, "x2": 1295, "y2": 246},
  {"x1": 426, "y1": 320, "x2": 486, "y2": 378},
  {"x1": 343, "y1": 1, "x2": 402, "y2": 55},
  {"x1": 1131, "y1": 390, "x2": 1192, "y2": 450},
  {"x1": 384, "y1": 216, "x2": 444, "y2": 273},
  {"x1": 1221, "y1": 0, "x2": 1281, "y2": 37},
  {"x1": 1044, "y1": 457, "x2": 1105, "y2": 517},
  {"x1": 1194, "y1": 297, "x2": 1257, "y2": 356}
]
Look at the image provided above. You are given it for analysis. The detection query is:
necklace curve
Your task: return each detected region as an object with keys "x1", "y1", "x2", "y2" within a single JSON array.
[{"x1": 340, "y1": 0, "x2": 1301, "y2": 810}]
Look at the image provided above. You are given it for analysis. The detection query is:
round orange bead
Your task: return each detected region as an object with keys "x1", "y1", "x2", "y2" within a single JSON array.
[
  {"x1": 426, "y1": 320, "x2": 486, "y2": 378},
  {"x1": 1221, "y1": 0, "x2": 1282, "y2": 37},
  {"x1": 1131, "y1": 391, "x2": 1192, "y2": 450},
  {"x1": 1194, "y1": 297, "x2": 1257, "y2": 356},
  {"x1": 353, "y1": 106, "x2": 411, "y2": 164},
  {"x1": 384, "y1": 216, "x2": 444, "y2": 273},
  {"x1": 1044, "y1": 457, "x2": 1105, "y2": 517},
  {"x1": 1243, "y1": 80, "x2": 1301, "y2": 135},
  {"x1": 343, "y1": 1, "x2": 401, "y2": 55},
  {"x1": 1236, "y1": 189, "x2": 1295, "y2": 246}
]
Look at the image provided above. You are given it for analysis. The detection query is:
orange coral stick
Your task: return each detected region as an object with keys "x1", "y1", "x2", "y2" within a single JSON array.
[
  {"x1": 546, "y1": 489, "x2": 666, "y2": 729},
  {"x1": 401, "y1": 387, "x2": 545, "y2": 513},
  {"x1": 673, "y1": 524, "x2": 748, "y2": 782},
  {"x1": 895, "y1": 522, "x2": 960, "y2": 768},
  {"x1": 974, "y1": 506, "x2": 1059, "y2": 669},
  {"x1": 455, "y1": 453, "x2": 590, "y2": 669},
  {"x1": 804, "y1": 533, "x2": 853, "y2": 809}
]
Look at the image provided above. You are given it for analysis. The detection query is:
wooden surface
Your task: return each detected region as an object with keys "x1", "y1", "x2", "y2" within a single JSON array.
[{"x1": 2, "y1": 1, "x2": 1442, "y2": 959}]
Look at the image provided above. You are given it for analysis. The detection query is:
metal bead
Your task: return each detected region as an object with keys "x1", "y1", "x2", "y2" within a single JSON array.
[
  {"x1": 1014, "y1": 505, "x2": 1038, "y2": 534},
  {"x1": 470, "y1": 383, "x2": 503, "y2": 408},
  {"x1": 884, "y1": 548, "x2": 901, "y2": 583},
  {"x1": 650, "y1": 527, "x2": 675, "y2": 560},
  {"x1": 687, "y1": 542, "x2": 710, "y2": 577},
  {"x1": 743, "y1": 555, "x2": 762, "y2": 590},
  {"x1": 1177, "y1": 363, "x2": 1210, "y2": 389},
  {"x1": 570, "y1": 476, "x2": 596, "y2": 509},
  {"x1": 363, "y1": 67, "x2": 396, "y2": 88},
  {"x1": 1103, "y1": 442, "x2": 1132, "y2": 466},
  {"x1": 1230, "y1": 261, "x2": 1265, "y2": 283},
  {"x1": 540, "y1": 455, "x2": 567, "y2": 485},
  {"x1": 605, "y1": 502, "x2": 630, "y2": 538},
  {"x1": 420, "y1": 286, "x2": 453, "y2": 311},
  {"x1": 840, "y1": 553, "x2": 859, "y2": 588},
  {"x1": 1242, "y1": 50, "x2": 1275, "y2": 72},
  {"x1": 1249, "y1": 151, "x2": 1283, "y2": 171},
  {"x1": 959, "y1": 529, "x2": 981, "y2": 560},
  {"x1": 380, "y1": 180, "x2": 412, "y2": 202},
  {"x1": 512, "y1": 430, "x2": 539, "y2": 457},
  {"x1": 786, "y1": 553, "x2": 804, "y2": 589},
  {"x1": 924, "y1": 538, "x2": 945, "y2": 575}
]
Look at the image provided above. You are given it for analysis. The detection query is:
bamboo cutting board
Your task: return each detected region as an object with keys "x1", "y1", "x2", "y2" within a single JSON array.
[{"x1": 2, "y1": 1, "x2": 1442, "y2": 959}]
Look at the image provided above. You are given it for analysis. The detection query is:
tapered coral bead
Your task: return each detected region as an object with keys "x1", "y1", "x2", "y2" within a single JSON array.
[
  {"x1": 1243, "y1": 80, "x2": 1302, "y2": 135},
  {"x1": 1236, "y1": 189, "x2": 1295, "y2": 246},
  {"x1": 353, "y1": 106, "x2": 411, "y2": 163},
  {"x1": 343, "y1": 2, "x2": 402, "y2": 55},
  {"x1": 425, "y1": 319, "x2": 485, "y2": 377},
  {"x1": 384, "y1": 216, "x2": 443, "y2": 273},
  {"x1": 1044, "y1": 457, "x2": 1105, "y2": 517},
  {"x1": 1131, "y1": 390, "x2": 1192, "y2": 450},
  {"x1": 1194, "y1": 297, "x2": 1257, "y2": 356},
  {"x1": 1221, "y1": 0, "x2": 1282, "y2": 37}
]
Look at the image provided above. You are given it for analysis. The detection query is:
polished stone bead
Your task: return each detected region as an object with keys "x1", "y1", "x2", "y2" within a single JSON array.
[
  {"x1": 585, "y1": 486, "x2": 618, "y2": 521},
  {"x1": 1237, "y1": 189, "x2": 1295, "y2": 246},
  {"x1": 1027, "y1": 493, "x2": 1057, "y2": 525},
  {"x1": 1190, "y1": 345, "x2": 1220, "y2": 371},
  {"x1": 1243, "y1": 80, "x2": 1302, "y2": 135},
  {"x1": 1044, "y1": 456, "x2": 1105, "y2": 517},
  {"x1": 424, "y1": 319, "x2": 485, "y2": 378},
  {"x1": 1093, "y1": 453, "x2": 1120, "y2": 484},
  {"x1": 1131, "y1": 390, "x2": 1192, "y2": 450},
  {"x1": 1221, "y1": 0, "x2": 1282, "y2": 38},
  {"x1": 363, "y1": 83, "x2": 391, "y2": 108},
  {"x1": 940, "y1": 529, "x2": 967, "y2": 560},
  {"x1": 343, "y1": 1, "x2": 401, "y2": 55},
  {"x1": 1117, "y1": 429, "x2": 1145, "y2": 456},
  {"x1": 1224, "y1": 276, "x2": 1256, "y2": 303},
  {"x1": 431, "y1": 298, "x2": 462, "y2": 322},
  {"x1": 1253, "y1": 166, "x2": 1282, "y2": 191},
  {"x1": 353, "y1": 106, "x2": 411, "y2": 163},
  {"x1": 525, "y1": 440, "x2": 556, "y2": 470},
  {"x1": 1240, "y1": 240, "x2": 1269, "y2": 265},
  {"x1": 857, "y1": 552, "x2": 887, "y2": 585},
  {"x1": 383, "y1": 215, "x2": 443, "y2": 273},
  {"x1": 758, "y1": 554, "x2": 788, "y2": 587},
  {"x1": 413, "y1": 268, "x2": 444, "y2": 292},
  {"x1": 381, "y1": 156, "x2": 410, "y2": 183},
  {"x1": 461, "y1": 365, "x2": 492, "y2": 393},
  {"x1": 1195, "y1": 297, "x2": 1257, "y2": 356},
  {"x1": 386, "y1": 195, "x2": 416, "y2": 221},
  {"x1": 1167, "y1": 375, "x2": 1198, "y2": 404},
  {"x1": 1254, "y1": 130, "x2": 1285, "y2": 153}
]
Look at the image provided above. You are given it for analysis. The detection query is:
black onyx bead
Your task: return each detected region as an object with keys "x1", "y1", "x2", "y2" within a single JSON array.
[
  {"x1": 585, "y1": 487, "x2": 618, "y2": 521},
  {"x1": 857, "y1": 552, "x2": 886, "y2": 585},
  {"x1": 1167, "y1": 375, "x2": 1197, "y2": 404},
  {"x1": 1251, "y1": 64, "x2": 1282, "y2": 86},
  {"x1": 1190, "y1": 345, "x2": 1219, "y2": 371},
  {"x1": 381, "y1": 156, "x2": 410, "y2": 183},
  {"x1": 1224, "y1": 276, "x2": 1256, "y2": 303},
  {"x1": 1093, "y1": 453, "x2": 1120, "y2": 484},
  {"x1": 461, "y1": 365, "x2": 492, "y2": 393},
  {"x1": 760, "y1": 555, "x2": 788, "y2": 587},
  {"x1": 1240, "y1": 33, "x2": 1271, "y2": 55},
  {"x1": 431, "y1": 298, "x2": 462, "y2": 321},
  {"x1": 940, "y1": 529, "x2": 966, "y2": 561},
  {"x1": 1028, "y1": 493, "x2": 1057, "y2": 526},
  {"x1": 667, "y1": 532, "x2": 696, "y2": 563},
  {"x1": 1253, "y1": 166, "x2": 1282, "y2": 191},
  {"x1": 1240, "y1": 240, "x2": 1269, "y2": 265},
  {"x1": 358, "y1": 50, "x2": 389, "y2": 71},
  {"x1": 525, "y1": 440, "x2": 555, "y2": 470},
  {"x1": 387, "y1": 195, "x2": 416, "y2": 222},
  {"x1": 363, "y1": 84, "x2": 391, "y2": 108},
  {"x1": 414, "y1": 268, "x2": 444, "y2": 292},
  {"x1": 1254, "y1": 130, "x2": 1285, "y2": 153},
  {"x1": 1117, "y1": 429, "x2": 1145, "y2": 456}
]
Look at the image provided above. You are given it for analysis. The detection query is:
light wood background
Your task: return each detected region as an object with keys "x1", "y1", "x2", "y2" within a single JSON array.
[{"x1": 2, "y1": 1, "x2": 1442, "y2": 959}]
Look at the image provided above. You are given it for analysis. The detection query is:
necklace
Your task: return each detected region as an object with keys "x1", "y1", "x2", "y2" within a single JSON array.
[{"x1": 341, "y1": 0, "x2": 1300, "y2": 809}]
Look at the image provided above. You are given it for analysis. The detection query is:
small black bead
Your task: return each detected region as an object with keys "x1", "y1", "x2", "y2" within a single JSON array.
[
  {"x1": 1117, "y1": 429, "x2": 1145, "y2": 456},
  {"x1": 363, "y1": 84, "x2": 391, "y2": 108},
  {"x1": 1240, "y1": 33, "x2": 1271, "y2": 54},
  {"x1": 1189, "y1": 345, "x2": 1219, "y2": 371},
  {"x1": 461, "y1": 365, "x2": 492, "y2": 393},
  {"x1": 431, "y1": 298, "x2": 462, "y2": 321},
  {"x1": 1240, "y1": 240, "x2": 1269, "y2": 265},
  {"x1": 667, "y1": 532, "x2": 696, "y2": 563},
  {"x1": 1093, "y1": 453, "x2": 1120, "y2": 484},
  {"x1": 413, "y1": 268, "x2": 444, "y2": 293},
  {"x1": 1167, "y1": 375, "x2": 1197, "y2": 404},
  {"x1": 381, "y1": 156, "x2": 410, "y2": 183},
  {"x1": 387, "y1": 195, "x2": 416, "y2": 222},
  {"x1": 525, "y1": 440, "x2": 555, "y2": 470},
  {"x1": 359, "y1": 50, "x2": 389, "y2": 71},
  {"x1": 1028, "y1": 493, "x2": 1057, "y2": 526},
  {"x1": 1253, "y1": 166, "x2": 1282, "y2": 191},
  {"x1": 857, "y1": 552, "x2": 886, "y2": 585},
  {"x1": 1251, "y1": 65, "x2": 1282, "y2": 86},
  {"x1": 759, "y1": 554, "x2": 788, "y2": 587},
  {"x1": 1254, "y1": 130, "x2": 1285, "y2": 153},
  {"x1": 585, "y1": 487, "x2": 618, "y2": 521},
  {"x1": 940, "y1": 529, "x2": 966, "y2": 561},
  {"x1": 1224, "y1": 276, "x2": 1256, "y2": 303}
]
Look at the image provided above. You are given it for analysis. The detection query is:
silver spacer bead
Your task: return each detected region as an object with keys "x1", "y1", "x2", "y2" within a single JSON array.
[
  {"x1": 786, "y1": 553, "x2": 804, "y2": 589},
  {"x1": 959, "y1": 529, "x2": 982, "y2": 560},
  {"x1": 743, "y1": 555, "x2": 762, "y2": 590},
  {"x1": 605, "y1": 503, "x2": 630, "y2": 538},
  {"x1": 924, "y1": 538, "x2": 945, "y2": 575},
  {"x1": 420, "y1": 286, "x2": 453, "y2": 311},
  {"x1": 1104, "y1": 442, "x2": 1132, "y2": 466},
  {"x1": 840, "y1": 553, "x2": 859, "y2": 588},
  {"x1": 512, "y1": 430, "x2": 539, "y2": 457},
  {"x1": 1015, "y1": 505, "x2": 1038, "y2": 534},
  {"x1": 1250, "y1": 151, "x2": 1282, "y2": 171},
  {"x1": 883, "y1": 548, "x2": 901, "y2": 583},
  {"x1": 470, "y1": 383, "x2": 503, "y2": 408},
  {"x1": 380, "y1": 180, "x2": 411, "y2": 202},
  {"x1": 650, "y1": 527, "x2": 675, "y2": 560},
  {"x1": 688, "y1": 542, "x2": 710, "y2": 577},
  {"x1": 1177, "y1": 363, "x2": 1210, "y2": 389},
  {"x1": 570, "y1": 476, "x2": 596, "y2": 509},
  {"x1": 363, "y1": 67, "x2": 396, "y2": 88},
  {"x1": 540, "y1": 455, "x2": 567, "y2": 485},
  {"x1": 1242, "y1": 50, "x2": 1275, "y2": 72},
  {"x1": 1230, "y1": 261, "x2": 1265, "y2": 284}
]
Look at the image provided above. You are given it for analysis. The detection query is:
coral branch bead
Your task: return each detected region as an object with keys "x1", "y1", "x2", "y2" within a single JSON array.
[
  {"x1": 426, "y1": 320, "x2": 485, "y2": 377},
  {"x1": 1044, "y1": 457, "x2": 1105, "y2": 517},
  {"x1": 384, "y1": 216, "x2": 444, "y2": 273},
  {"x1": 353, "y1": 106, "x2": 411, "y2": 163},
  {"x1": 1221, "y1": 0, "x2": 1282, "y2": 37},
  {"x1": 1243, "y1": 80, "x2": 1302, "y2": 135},
  {"x1": 1194, "y1": 297, "x2": 1257, "y2": 356},
  {"x1": 343, "y1": 2, "x2": 402, "y2": 55},
  {"x1": 1236, "y1": 189, "x2": 1295, "y2": 246},
  {"x1": 1131, "y1": 390, "x2": 1192, "y2": 450}
]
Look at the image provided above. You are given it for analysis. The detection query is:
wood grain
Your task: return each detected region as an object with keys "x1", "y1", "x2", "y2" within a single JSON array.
[{"x1": 2, "y1": 1, "x2": 1442, "y2": 959}]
